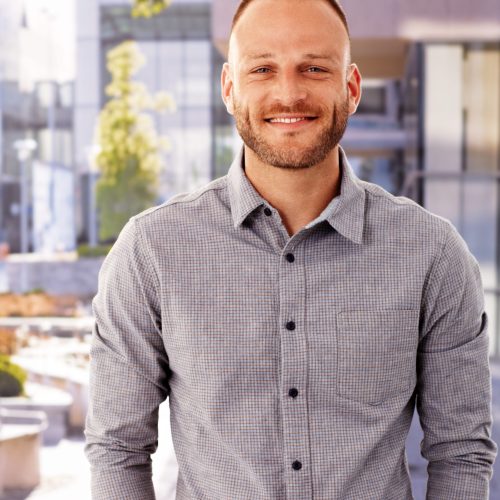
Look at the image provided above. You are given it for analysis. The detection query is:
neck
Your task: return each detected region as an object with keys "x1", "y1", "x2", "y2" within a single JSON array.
[{"x1": 243, "y1": 145, "x2": 342, "y2": 237}]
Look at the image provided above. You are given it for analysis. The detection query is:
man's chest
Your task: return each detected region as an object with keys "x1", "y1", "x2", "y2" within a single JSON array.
[{"x1": 157, "y1": 230, "x2": 428, "y2": 408}]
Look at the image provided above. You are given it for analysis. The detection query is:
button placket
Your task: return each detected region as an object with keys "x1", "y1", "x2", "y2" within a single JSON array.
[{"x1": 279, "y1": 241, "x2": 312, "y2": 498}]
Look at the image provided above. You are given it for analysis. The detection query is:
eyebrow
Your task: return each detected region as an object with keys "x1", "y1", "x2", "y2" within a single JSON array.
[
  {"x1": 245, "y1": 53, "x2": 274, "y2": 61},
  {"x1": 302, "y1": 53, "x2": 336, "y2": 61},
  {"x1": 245, "y1": 53, "x2": 336, "y2": 62}
]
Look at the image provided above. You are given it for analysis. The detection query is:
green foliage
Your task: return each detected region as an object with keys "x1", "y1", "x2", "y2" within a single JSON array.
[
  {"x1": 0, "y1": 355, "x2": 27, "y2": 397},
  {"x1": 216, "y1": 144, "x2": 234, "y2": 175},
  {"x1": 77, "y1": 244, "x2": 113, "y2": 258},
  {"x1": 131, "y1": 0, "x2": 172, "y2": 18},
  {"x1": 23, "y1": 288, "x2": 45, "y2": 295},
  {"x1": 94, "y1": 41, "x2": 175, "y2": 241}
]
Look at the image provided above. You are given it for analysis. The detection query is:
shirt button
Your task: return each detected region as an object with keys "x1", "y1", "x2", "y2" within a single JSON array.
[
  {"x1": 264, "y1": 207, "x2": 272, "y2": 216},
  {"x1": 292, "y1": 460, "x2": 302, "y2": 471},
  {"x1": 286, "y1": 253, "x2": 295, "y2": 263},
  {"x1": 286, "y1": 321, "x2": 296, "y2": 331},
  {"x1": 288, "y1": 388, "x2": 299, "y2": 398}
]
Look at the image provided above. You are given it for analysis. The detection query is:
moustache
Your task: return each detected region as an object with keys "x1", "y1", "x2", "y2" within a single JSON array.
[{"x1": 261, "y1": 103, "x2": 323, "y2": 117}]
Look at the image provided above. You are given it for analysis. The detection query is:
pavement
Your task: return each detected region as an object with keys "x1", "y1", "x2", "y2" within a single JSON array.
[{"x1": 2, "y1": 362, "x2": 500, "y2": 500}]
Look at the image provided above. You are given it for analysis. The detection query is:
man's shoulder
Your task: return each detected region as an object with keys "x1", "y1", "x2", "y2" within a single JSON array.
[
  {"x1": 359, "y1": 178, "x2": 454, "y2": 241},
  {"x1": 130, "y1": 176, "x2": 229, "y2": 226}
]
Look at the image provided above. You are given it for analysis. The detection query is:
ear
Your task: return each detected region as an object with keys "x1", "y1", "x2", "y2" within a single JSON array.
[
  {"x1": 346, "y1": 63, "x2": 362, "y2": 115},
  {"x1": 221, "y1": 62, "x2": 234, "y2": 115}
]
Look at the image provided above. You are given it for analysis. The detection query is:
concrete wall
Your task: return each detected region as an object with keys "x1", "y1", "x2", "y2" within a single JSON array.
[
  {"x1": 423, "y1": 44, "x2": 463, "y2": 226},
  {"x1": 213, "y1": 0, "x2": 500, "y2": 47},
  {"x1": 212, "y1": 0, "x2": 500, "y2": 79},
  {"x1": 6, "y1": 257, "x2": 104, "y2": 297}
]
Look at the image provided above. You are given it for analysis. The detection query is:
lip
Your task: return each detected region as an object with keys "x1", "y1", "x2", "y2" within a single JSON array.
[
  {"x1": 264, "y1": 116, "x2": 318, "y2": 129},
  {"x1": 265, "y1": 114, "x2": 316, "y2": 120}
]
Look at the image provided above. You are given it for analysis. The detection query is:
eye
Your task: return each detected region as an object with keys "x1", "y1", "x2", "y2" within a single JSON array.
[
  {"x1": 307, "y1": 66, "x2": 325, "y2": 73},
  {"x1": 254, "y1": 67, "x2": 271, "y2": 74}
]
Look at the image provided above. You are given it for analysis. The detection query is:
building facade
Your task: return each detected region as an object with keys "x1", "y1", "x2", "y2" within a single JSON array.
[
  {"x1": 212, "y1": 0, "x2": 500, "y2": 356},
  {"x1": 75, "y1": 0, "x2": 220, "y2": 243},
  {"x1": 0, "y1": 0, "x2": 75, "y2": 253},
  {"x1": 2, "y1": 0, "x2": 499, "y2": 354}
]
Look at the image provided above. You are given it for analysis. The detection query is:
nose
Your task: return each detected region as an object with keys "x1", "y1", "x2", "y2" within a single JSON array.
[{"x1": 273, "y1": 70, "x2": 308, "y2": 107}]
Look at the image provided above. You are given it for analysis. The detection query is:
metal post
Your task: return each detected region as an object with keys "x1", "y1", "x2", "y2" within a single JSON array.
[
  {"x1": 19, "y1": 158, "x2": 28, "y2": 292},
  {"x1": 86, "y1": 144, "x2": 101, "y2": 248},
  {"x1": 48, "y1": 82, "x2": 56, "y2": 228},
  {"x1": 13, "y1": 139, "x2": 37, "y2": 293},
  {"x1": 89, "y1": 171, "x2": 97, "y2": 247},
  {"x1": 42, "y1": 8, "x2": 56, "y2": 247},
  {"x1": 20, "y1": 158, "x2": 27, "y2": 254}
]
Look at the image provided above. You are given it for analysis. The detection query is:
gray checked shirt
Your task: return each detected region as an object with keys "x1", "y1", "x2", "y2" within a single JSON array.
[{"x1": 85, "y1": 146, "x2": 497, "y2": 499}]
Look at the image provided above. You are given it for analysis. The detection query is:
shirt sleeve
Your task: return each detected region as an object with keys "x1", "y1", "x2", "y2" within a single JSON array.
[
  {"x1": 84, "y1": 217, "x2": 170, "y2": 500},
  {"x1": 417, "y1": 222, "x2": 498, "y2": 499}
]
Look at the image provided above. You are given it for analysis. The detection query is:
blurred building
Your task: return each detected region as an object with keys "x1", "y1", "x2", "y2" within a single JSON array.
[
  {"x1": 2, "y1": 0, "x2": 500, "y2": 353},
  {"x1": 213, "y1": 0, "x2": 500, "y2": 355},
  {"x1": 75, "y1": 0, "x2": 219, "y2": 245},
  {"x1": 0, "y1": 0, "x2": 75, "y2": 253}
]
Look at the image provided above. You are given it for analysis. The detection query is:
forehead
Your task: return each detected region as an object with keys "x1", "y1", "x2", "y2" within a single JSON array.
[{"x1": 230, "y1": 0, "x2": 348, "y2": 64}]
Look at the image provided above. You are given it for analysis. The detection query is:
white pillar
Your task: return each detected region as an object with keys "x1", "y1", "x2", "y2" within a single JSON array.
[{"x1": 423, "y1": 44, "x2": 464, "y2": 228}]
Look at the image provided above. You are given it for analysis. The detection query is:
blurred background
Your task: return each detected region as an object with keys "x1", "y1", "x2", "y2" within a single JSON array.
[{"x1": 0, "y1": 0, "x2": 499, "y2": 498}]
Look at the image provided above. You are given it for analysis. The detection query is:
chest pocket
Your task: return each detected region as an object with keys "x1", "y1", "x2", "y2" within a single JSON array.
[{"x1": 336, "y1": 309, "x2": 419, "y2": 405}]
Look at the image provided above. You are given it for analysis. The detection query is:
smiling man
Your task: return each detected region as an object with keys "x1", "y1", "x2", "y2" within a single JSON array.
[
  {"x1": 223, "y1": 0, "x2": 357, "y2": 236},
  {"x1": 85, "y1": 1, "x2": 497, "y2": 499}
]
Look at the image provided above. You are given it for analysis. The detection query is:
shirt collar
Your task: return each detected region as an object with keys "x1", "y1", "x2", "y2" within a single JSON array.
[
  {"x1": 227, "y1": 145, "x2": 366, "y2": 245},
  {"x1": 227, "y1": 146, "x2": 266, "y2": 228}
]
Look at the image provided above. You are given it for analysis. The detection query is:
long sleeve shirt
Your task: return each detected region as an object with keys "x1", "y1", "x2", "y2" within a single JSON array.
[{"x1": 85, "y1": 146, "x2": 497, "y2": 499}]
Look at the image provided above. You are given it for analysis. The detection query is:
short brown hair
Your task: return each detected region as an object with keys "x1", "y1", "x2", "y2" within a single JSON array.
[{"x1": 231, "y1": 0, "x2": 350, "y2": 39}]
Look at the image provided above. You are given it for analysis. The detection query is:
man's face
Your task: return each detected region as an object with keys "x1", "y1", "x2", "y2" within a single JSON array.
[{"x1": 222, "y1": 0, "x2": 361, "y2": 170}]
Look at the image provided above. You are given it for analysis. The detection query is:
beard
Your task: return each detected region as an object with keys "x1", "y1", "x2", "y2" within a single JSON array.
[{"x1": 233, "y1": 96, "x2": 350, "y2": 169}]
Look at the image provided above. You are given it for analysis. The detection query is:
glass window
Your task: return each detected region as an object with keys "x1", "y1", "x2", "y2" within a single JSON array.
[
  {"x1": 100, "y1": 4, "x2": 211, "y2": 43},
  {"x1": 416, "y1": 42, "x2": 500, "y2": 357},
  {"x1": 357, "y1": 86, "x2": 387, "y2": 115},
  {"x1": 100, "y1": 3, "x2": 213, "y2": 195}
]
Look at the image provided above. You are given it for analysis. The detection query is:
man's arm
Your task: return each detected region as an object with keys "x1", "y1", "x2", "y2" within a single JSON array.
[
  {"x1": 417, "y1": 222, "x2": 497, "y2": 499},
  {"x1": 85, "y1": 217, "x2": 170, "y2": 500}
]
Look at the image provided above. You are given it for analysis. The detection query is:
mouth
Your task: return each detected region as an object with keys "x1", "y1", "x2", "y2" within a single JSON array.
[
  {"x1": 264, "y1": 116, "x2": 318, "y2": 131},
  {"x1": 264, "y1": 116, "x2": 317, "y2": 124}
]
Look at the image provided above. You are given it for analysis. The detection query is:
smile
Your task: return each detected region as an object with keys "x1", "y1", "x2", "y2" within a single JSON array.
[{"x1": 265, "y1": 116, "x2": 316, "y2": 124}]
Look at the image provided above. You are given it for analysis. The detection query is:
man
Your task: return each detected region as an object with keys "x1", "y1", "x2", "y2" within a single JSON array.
[{"x1": 85, "y1": 0, "x2": 497, "y2": 498}]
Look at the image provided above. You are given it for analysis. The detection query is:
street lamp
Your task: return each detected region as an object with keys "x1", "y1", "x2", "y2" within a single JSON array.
[
  {"x1": 13, "y1": 139, "x2": 37, "y2": 292},
  {"x1": 40, "y1": 8, "x2": 57, "y2": 236}
]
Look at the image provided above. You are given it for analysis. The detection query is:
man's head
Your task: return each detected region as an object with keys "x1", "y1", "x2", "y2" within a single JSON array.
[
  {"x1": 221, "y1": 0, "x2": 362, "y2": 170},
  {"x1": 231, "y1": 0, "x2": 351, "y2": 44}
]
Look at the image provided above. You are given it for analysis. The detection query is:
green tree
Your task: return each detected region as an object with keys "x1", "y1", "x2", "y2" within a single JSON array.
[
  {"x1": 132, "y1": 0, "x2": 171, "y2": 18},
  {"x1": 94, "y1": 40, "x2": 174, "y2": 241}
]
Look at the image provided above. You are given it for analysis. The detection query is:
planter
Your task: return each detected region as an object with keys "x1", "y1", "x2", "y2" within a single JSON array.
[
  {"x1": 0, "y1": 292, "x2": 80, "y2": 318},
  {"x1": 0, "y1": 382, "x2": 73, "y2": 445},
  {"x1": 0, "y1": 408, "x2": 47, "y2": 493},
  {"x1": 0, "y1": 328, "x2": 18, "y2": 355}
]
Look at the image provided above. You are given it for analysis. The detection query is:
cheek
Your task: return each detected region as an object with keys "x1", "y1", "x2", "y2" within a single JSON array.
[
  {"x1": 234, "y1": 95, "x2": 263, "y2": 121},
  {"x1": 240, "y1": 83, "x2": 269, "y2": 105}
]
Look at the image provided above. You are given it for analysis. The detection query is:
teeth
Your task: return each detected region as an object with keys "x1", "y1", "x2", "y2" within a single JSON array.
[{"x1": 269, "y1": 117, "x2": 307, "y2": 124}]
